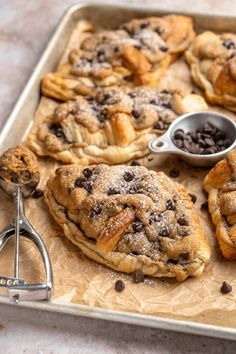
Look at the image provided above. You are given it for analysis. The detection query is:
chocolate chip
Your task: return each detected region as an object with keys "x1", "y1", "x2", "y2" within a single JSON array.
[
  {"x1": 150, "y1": 99, "x2": 158, "y2": 105},
  {"x1": 32, "y1": 189, "x2": 44, "y2": 199},
  {"x1": 223, "y1": 39, "x2": 236, "y2": 50},
  {"x1": 123, "y1": 171, "x2": 134, "y2": 182},
  {"x1": 132, "y1": 220, "x2": 143, "y2": 232},
  {"x1": 205, "y1": 138, "x2": 215, "y2": 147},
  {"x1": 49, "y1": 123, "x2": 67, "y2": 142},
  {"x1": 169, "y1": 168, "x2": 180, "y2": 178},
  {"x1": 174, "y1": 129, "x2": 185, "y2": 140},
  {"x1": 90, "y1": 205, "x2": 102, "y2": 219},
  {"x1": 133, "y1": 272, "x2": 145, "y2": 283},
  {"x1": 173, "y1": 139, "x2": 183, "y2": 149},
  {"x1": 150, "y1": 212, "x2": 162, "y2": 223},
  {"x1": 140, "y1": 22, "x2": 149, "y2": 29},
  {"x1": 131, "y1": 109, "x2": 140, "y2": 119},
  {"x1": 107, "y1": 187, "x2": 121, "y2": 195},
  {"x1": 104, "y1": 93, "x2": 112, "y2": 100},
  {"x1": 161, "y1": 90, "x2": 169, "y2": 94},
  {"x1": 131, "y1": 160, "x2": 141, "y2": 166},
  {"x1": 159, "y1": 45, "x2": 168, "y2": 52},
  {"x1": 115, "y1": 280, "x2": 125, "y2": 292},
  {"x1": 10, "y1": 172, "x2": 19, "y2": 184},
  {"x1": 201, "y1": 201, "x2": 208, "y2": 210},
  {"x1": 166, "y1": 199, "x2": 176, "y2": 210},
  {"x1": 177, "y1": 215, "x2": 189, "y2": 226},
  {"x1": 84, "y1": 181, "x2": 92, "y2": 193},
  {"x1": 214, "y1": 131, "x2": 226, "y2": 141},
  {"x1": 75, "y1": 177, "x2": 85, "y2": 188},
  {"x1": 220, "y1": 281, "x2": 232, "y2": 294},
  {"x1": 114, "y1": 46, "x2": 119, "y2": 52},
  {"x1": 153, "y1": 121, "x2": 164, "y2": 130},
  {"x1": 162, "y1": 101, "x2": 172, "y2": 109},
  {"x1": 189, "y1": 193, "x2": 197, "y2": 204},
  {"x1": 83, "y1": 168, "x2": 92, "y2": 179},
  {"x1": 159, "y1": 226, "x2": 170, "y2": 237},
  {"x1": 128, "y1": 92, "x2": 137, "y2": 98}
]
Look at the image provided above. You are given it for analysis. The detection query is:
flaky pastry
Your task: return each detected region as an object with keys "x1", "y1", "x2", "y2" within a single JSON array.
[
  {"x1": 42, "y1": 15, "x2": 195, "y2": 101},
  {"x1": 45, "y1": 164, "x2": 210, "y2": 281},
  {"x1": 185, "y1": 31, "x2": 236, "y2": 111},
  {"x1": 204, "y1": 148, "x2": 236, "y2": 260},
  {"x1": 28, "y1": 87, "x2": 207, "y2": 165}
]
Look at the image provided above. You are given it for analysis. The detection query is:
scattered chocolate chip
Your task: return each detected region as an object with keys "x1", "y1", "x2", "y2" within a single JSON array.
[
  {"x1": 107, "y1": 187, "x2": 121, "y2": 195},
  {"x1": 189, "y1": 193, "x2": 197, "y2": 204},
  {"x1": 201, "y1": 201, "x2": 208, "y2": 210},
  {"x1": 84, "y1": 181, "x2": 92, "y2": 193},
  {"x1": 103, "y1": 93, "x2": 112, "y2": 100},
  {"x1": 220, "y1": 281, "x2": 232, "y2": 294},
  {"x1": 75, "y1": 177, "x2": 85, "y2": 188},
  {"x1": 133, "y1": 272, "x2": 145, "y2": 283},
  {"x1": 129, "y1": 186, "x2": 138, "y2": 194},
  {"x1": 83, "y1": 168, "x2": 92, "y2": 178},
  {"x1": 123, "y1": 171, "x2": 134, "y2": 182},
  {"x1": 114, "y1": 46, "x2": 119, "y2": 52},
  {"x1": 115, "y1": 280, "x2": 125, "y2": 292},
  {"x1": 90, "y1": 205, "x2": 102, "y2": 219},
  {"x1": 153, "y1": 120, "x2": 164, "y2": 130},
  {"x1": 32, "y1": 189, "x2": 44, "y2": 199},
  {"x1": 161, "y1": 89, "x2": 169, "y2": 94},
  {"x1": 177, "y1": 215, "x2": 189, "y2": 226},
  {"x1": 131, "y1": 109, "x2": 140, "y2": 119},
  {"x1": 132, "y1": 220, "x2": 143, "y2": 232},
  {"x1": 223, "y1": 39, "x2": 236, "y2": 50},
  {"x1": 169, "y1": 168, "x2": 180, "y2": 178},
  {"x1": 166, "y1": 199, "x2": 176, "y2": 210},
  {"x1": 131, "y1": 160, "x2": 141, "y2": 166},
  {"x1": 159, "y1": 226, "x2": 170, "y2": 237}
]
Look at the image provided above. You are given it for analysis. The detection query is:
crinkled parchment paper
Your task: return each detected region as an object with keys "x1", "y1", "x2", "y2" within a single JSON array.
[{"x1": 1, "y1": 21, "x2": 236, "y2": 328}]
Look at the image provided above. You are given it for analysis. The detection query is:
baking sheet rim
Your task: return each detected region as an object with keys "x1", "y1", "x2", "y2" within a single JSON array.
[{"x1": 1, "y1": 1, "x2": 236, "y2": 340}]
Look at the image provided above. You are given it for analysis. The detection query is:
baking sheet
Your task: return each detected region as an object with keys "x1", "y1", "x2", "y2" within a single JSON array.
[{"x1": 1, "y1": 2, "x2": 236, "y2": 339}]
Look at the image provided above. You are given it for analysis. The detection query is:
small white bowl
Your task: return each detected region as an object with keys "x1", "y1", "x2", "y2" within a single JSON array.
[{"x1": 149, "y1": 111, "x2": 236, "y2": 167}]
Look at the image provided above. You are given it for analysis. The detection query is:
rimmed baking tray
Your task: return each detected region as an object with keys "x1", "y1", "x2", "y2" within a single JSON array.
[{"x1": 1, "y1": 2, "x2": 236, "y2": 340}]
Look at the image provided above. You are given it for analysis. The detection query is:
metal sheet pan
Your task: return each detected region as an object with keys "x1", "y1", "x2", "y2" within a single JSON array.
[{"x1": 1, "y1": 2, "x2": 236, "y2": 340}]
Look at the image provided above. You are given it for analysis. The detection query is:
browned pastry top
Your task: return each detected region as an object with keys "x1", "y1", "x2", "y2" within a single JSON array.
[
  {"x1": 45, "y1": 164, "x2": 210, "y2": 281},
  {"x1": 185, "y1": 31, "x2": 236, "y2": 111},
  {"x1": 28, "y1": 87, "x2": 207, "y2": 164},
  {"x1": 41, "y1": 15, "x2": 195, "y2": 101}
]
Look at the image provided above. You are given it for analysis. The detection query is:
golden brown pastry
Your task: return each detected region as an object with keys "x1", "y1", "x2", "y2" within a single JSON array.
[
  {"x1": 28, "y1": 87, "x2": 207, "y2": 165},
  {"x1": 42, "y1": 15, "x2": 195, "y2": 101},
  {"x1": 204, "y1": 148, "x2": 236, "y2": 260},
  {"x1": 185, "y1": 31, "x2": 236, "y2": 111},
  {"x1": 44, "y1": 164, "x2": 210, "y2": 281}
]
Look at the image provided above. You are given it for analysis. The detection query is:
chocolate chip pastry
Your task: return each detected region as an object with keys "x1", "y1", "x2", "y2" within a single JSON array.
[
  {"x1": 0, "y1": 145, "x2": 40, "y2": 196},
  {"x1": 42, "y1": 15, "x2": 195, "y2": 101},
  {"x1": 185, "y1": 31, "x2": 236, "y2": 111},
  {"x1": 204, "y1": 148, "x2": 236, "y2": 260},
  {"x1": 44, "y1": 164, "x2": 210, "y2": 281},
  {"x1": 28, "y1": 87, "x2": 207, "y2": 165}
]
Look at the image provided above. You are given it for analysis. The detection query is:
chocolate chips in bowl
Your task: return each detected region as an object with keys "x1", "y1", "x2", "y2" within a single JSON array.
[{"x1": 149, "y1": 111, "x2": 236, "y2": 167}]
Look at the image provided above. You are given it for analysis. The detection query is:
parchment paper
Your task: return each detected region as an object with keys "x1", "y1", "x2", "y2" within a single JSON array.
[{"x1": 1, "y1": 21, "x2": 236, "y2": 328}]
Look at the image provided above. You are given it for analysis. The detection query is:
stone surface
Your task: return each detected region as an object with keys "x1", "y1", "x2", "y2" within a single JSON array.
[{"x1": 1, "y1": 0, "x2": 236, "y2": 353}]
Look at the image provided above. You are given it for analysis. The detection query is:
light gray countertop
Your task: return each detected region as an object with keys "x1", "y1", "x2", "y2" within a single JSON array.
[{"x1": 1, "y1": 1, "x2": 236, "y2": 353}]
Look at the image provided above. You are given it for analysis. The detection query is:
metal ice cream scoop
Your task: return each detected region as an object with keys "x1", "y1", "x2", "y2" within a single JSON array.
[{"x1": 0, "y1": 175, "x2": 53, "y2": 303}]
